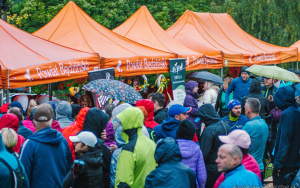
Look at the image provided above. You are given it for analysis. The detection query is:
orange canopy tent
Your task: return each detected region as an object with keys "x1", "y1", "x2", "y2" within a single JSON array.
[
  {"x1": 113, "y1": 6, "x2": 222, "y2": 70},
  {"x1": 291, "y1": 40, "x2": 300, "y2": 61},
  {"x1": 0, "y1": 19, "x2": 100, "y2": 89},
  {"x1": 167, "y1": 11, "x2": 298, "y2": 67},
  {"x1": 33, "y1": 1, "x2": 178, "y2": 77}
]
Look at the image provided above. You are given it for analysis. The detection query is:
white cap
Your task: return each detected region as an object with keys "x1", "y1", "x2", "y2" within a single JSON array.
[{"x1": 69, "y1": 131, "x2": 97, "y2": 147}]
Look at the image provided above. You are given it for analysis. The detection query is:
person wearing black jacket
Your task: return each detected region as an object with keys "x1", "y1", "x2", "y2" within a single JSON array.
[
  {"x1": 82, "y1": 108, "x2": 111, "y2": 187},
  {"x1": 197, "y1": 104, "x2": 230, "y2": 188},
  {"x1": 241, "y1": 78, "x2": 269, "y2": 119},
  {"x1": 149, "y1": 92, "x2": 168, "y2": 124},
  {"x1": 63, "y1": 131, "x2": 104, "y2": 188}
]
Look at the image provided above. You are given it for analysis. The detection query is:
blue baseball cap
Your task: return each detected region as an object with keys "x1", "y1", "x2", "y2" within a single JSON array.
[{"x1": 168, "y1": 104, "x2": 191, "y2": 117}]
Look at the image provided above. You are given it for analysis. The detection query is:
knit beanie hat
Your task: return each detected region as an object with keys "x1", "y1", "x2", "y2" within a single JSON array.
[
  {"x1": 240, "y1": 66, "x2": 250, "y2": 75},
  {"x1": 228, "y1": 99, "x2": 241, "y2": 112},
  {"x1": 176, "y1": 120, "x2": 196, "y2": 140}
]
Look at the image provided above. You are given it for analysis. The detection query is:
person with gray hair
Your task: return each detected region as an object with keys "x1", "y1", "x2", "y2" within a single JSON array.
[
  {"x1": 242, "y1": 97, "x2": 268, "y2": 181},
  {"x1": 20, "y1": 103, "x2": 72, "y2": 188},
  {"x1": 215, "y1": 144, "x2": 262, "y2": 187}
]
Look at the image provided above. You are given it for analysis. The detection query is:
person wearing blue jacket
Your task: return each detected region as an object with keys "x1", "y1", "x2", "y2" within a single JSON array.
[
  {"x1": 225, "y1": 66, "x2": 252, "y2": 107},
  {"x1": 153, "y1": 104, "x2": 191, "y2": 142},
  {"x1": 216, "y1": 144, "x2": 262, "y2": 187},
  {"x1": 145, "y1": 137, "x2": 196, "y2": 188},
  {"x1": 20, "y1": 104, "x2": 72, "y2": 188},
  {"x1": 221, "y1": 100, "x2": 249, "y2": 131},
  {"x1": 0, "y1": 133, "x2": 30, "y2": 188},
  {"x1": 272, "y1": 86, "x2": 300, "y2": 186}
]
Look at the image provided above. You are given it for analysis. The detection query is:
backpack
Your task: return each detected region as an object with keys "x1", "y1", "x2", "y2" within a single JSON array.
[{"x1": 0, "y1": 156, "x2": 25, "y2": 188}]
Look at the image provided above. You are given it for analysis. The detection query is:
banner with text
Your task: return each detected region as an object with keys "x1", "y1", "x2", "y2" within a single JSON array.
[{"x1": 169, "y1": 58, "x2": 186, "y2": 105}]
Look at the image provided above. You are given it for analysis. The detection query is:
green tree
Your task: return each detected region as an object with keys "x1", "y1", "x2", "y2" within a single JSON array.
[{"x1": 210, "y1": 0, "x2": 300, "y2": 47}]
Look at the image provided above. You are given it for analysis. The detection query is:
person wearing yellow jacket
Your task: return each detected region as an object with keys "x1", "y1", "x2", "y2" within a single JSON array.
[{"x1": 115, "y1": 107, "x2": 157, "y2": 188}]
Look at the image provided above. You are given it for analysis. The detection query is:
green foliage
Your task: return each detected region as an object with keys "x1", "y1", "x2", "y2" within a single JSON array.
[
  {"x1": 210, "y1": 0, "x2": 300, "y2": 47},
  {"x1": 5, "y1": 0, "x2": 210, "y2": 32}
]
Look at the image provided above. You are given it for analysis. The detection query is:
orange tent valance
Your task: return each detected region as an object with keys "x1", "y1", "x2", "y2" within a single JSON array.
[
  {"x1": 0, "y1": 19, "x2": 100, "y2": 89},
  {"x1": 167, "y1": 11, "x2": 298, "y2": 67}
]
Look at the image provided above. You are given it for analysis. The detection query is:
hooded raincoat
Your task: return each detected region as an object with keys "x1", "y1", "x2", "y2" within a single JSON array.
[
  {"x1": 82, "y1": 108, "x2": 111, "y2": 187},
  {"x1": 145, "y1": 137, "x2": 196, "y2": 188},
  {"x1": 241, "y1": 78, "x2": 269, "y2": 119},
  {"x1": 62, "y1": 107, "x2": 90, "y2": 160},
  {"x1": 56, "y1": 101, "x2": 74, "y2": 129},
  {"x1": 136, "y1": 99, "x2": 158, "y2": 130},
  {"x1": 115, "y1": 107, "x2": 156, "y2": 188},
  {"x1": 273, "y1": 86, "x2": 300, "y2": 170},
  {"x1": 19, "y1": 127, "x2": 72, "y2": 188},
  {"x1": 184, "y1": 81, "x2": 201, "y2": 128},
  {"x1": 198, "y1": 104, "x2": 230, "y2": 188},
  {"x1": 0, "y1": 113, "x2": 25, "y2": 153},
  {"x1": 0, "y1": 134, "x2": 29, "y2": 188}
]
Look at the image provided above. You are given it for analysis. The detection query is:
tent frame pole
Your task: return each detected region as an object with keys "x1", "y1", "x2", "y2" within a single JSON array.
[
  {"x1": 49, "y1": 83, "x2": 52, "y2": 101},
  {"x1": 6, "y1": 70, "x2": 9, "y2": 103},
  {"x1": 220, "y1": 67, "x2": 224, "y2": 79}
]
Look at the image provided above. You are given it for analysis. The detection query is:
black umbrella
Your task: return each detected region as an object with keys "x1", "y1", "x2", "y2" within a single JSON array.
[{"x1": 187, "y1": 71, "x2": 223, "y2": 85}]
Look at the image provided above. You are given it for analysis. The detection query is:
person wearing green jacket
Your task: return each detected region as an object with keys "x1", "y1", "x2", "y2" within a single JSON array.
[{"x1": 115, "y1": 107, "x2": 157, "y2": 188}]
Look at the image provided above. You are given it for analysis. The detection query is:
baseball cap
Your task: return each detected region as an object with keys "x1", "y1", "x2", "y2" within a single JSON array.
[
  {"x1": 218, "y1": 130, "x2": 251, "y2": 149},
  {"x1": 168, "y1": 104, "x2": 191, "y2": 117},
  {"x1": 69, "y1": 131, "x2": 97, "y2": 147},
  {"x1": 33, "y1": 103, "x2": 53, "y2": 122}
]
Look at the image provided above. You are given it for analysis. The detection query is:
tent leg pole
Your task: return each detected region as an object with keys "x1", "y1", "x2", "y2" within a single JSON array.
[
  {"x1": 0, "y1": 89, "x2": 3, "y2": 106},
  {"x1": 6, "y1": 70, "x2": 9, "y2": 103},
  {"x1": 297, "y1": 60, "x2": 299, "y2": 70},
  {"x1": 49, "y1": 83, "x2": 52, "y2": 101},
  {"x1": 220, "y1": 67, "x2": 224, "y2": 79},
  {"x1": 6, "y1": 89, "x2": 9, "y2": 103}
]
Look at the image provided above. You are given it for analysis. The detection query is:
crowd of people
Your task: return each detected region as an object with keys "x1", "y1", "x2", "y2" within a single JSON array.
[{"x1": 0, "y1": 66, "x2": 299, "y2": 188}]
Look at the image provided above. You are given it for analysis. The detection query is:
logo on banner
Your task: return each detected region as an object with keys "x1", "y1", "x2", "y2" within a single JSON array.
[
  {"x1": 25, "y1": 69, "x2": 32, "y2": 81},
  {"x1": 117, "y1": 60, "x2": 122, "y2": 73}
]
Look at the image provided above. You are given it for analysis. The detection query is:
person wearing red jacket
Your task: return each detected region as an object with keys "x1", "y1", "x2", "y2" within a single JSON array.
[
  {"x1": 62, "y1": 107, "x2": 90, "y2": 160},
  {"x1": 136, "y1": 99, "x2": 158, "y2": 131},
  {"x1": 0, "y1": 113, "x2": 25, "y2": 153},
  {"x1": 214, "y1": 129, "x2": 261, "y2": 188}
]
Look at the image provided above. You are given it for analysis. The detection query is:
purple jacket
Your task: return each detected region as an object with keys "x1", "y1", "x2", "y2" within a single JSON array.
[
  {"x1": 104, "y1": 121, "x2": 117, "y2": 147},
  {"x1": 184, "y1": 81, "x2": 201, "y2": 128},
  {"x1": 177, "y1": 139, "x2": 207, "y2": 188}
]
